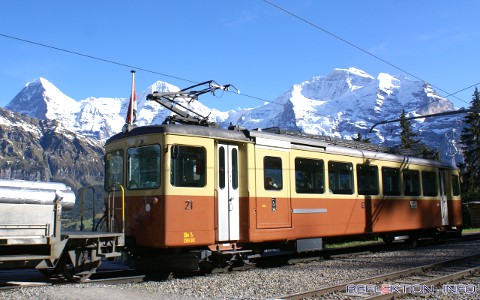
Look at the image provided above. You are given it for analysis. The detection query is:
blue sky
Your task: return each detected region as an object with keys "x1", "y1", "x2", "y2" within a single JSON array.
[{"x1": 1, "y1": 0, "x2": 479, "y2": 112}]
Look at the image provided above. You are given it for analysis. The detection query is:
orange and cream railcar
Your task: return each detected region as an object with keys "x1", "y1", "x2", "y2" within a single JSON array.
[{"x1": 104, "y1": 125, "x2": 462, "y2": 271}]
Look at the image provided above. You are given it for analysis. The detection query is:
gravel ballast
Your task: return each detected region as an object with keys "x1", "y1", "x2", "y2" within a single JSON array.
[{"x1": 1, "y1": 239, "x2": 480, "y2": 300}]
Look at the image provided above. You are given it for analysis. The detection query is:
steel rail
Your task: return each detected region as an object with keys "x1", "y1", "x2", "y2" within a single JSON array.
[
  {"x1": 83, "y1": 275, "x2": 145, "y2": 285},
  {"x1": 366, "y1": 265, "x2": 480, "y2": 300},
  {"x1": 279, "y1": 253, "x2": 480, "y2": 300}
]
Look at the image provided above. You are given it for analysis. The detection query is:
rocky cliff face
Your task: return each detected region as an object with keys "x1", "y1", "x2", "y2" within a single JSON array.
[{"x1": 0, "y1": 108, "x2": 104, "y2": 189}]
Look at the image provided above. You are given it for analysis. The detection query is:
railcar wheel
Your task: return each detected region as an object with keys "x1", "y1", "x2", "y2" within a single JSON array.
[
  {"x1": 382, "y1": 234, "x2": 394, "y2": 244},
  {"x1": 199, "y1": 261, "x2": 215, "y2": 275},
  {"x1": 454, "y1": 227, "x2": 463, "y2": 238},
  {"x1": 58, "y1": 250, "x2": 100, "y2": 282},
  {"x1": 256, "y1": 256, "x2": 289, "y2": 268},
  {"x1": 405, "y1": 238, "x2": 418, "y2": 248},
  {"x1": 38, "y1": 268, "x2": 56, "y2": 278}
]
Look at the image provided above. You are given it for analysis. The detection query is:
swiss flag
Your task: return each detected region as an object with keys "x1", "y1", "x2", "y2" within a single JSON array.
[{"x1": 126, "y1": 70, "x2": 137, "y2": 125}]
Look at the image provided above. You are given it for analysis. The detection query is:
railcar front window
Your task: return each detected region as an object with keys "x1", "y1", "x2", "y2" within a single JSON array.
[
  {"x1": 170, "y1": 145, "x2": 206, "y2": 187},
  {"x1": 264, "y1": 156, "x2": 282, "y2": 190},
  {"x1": 105, "y1": 150, "x2": 124, "y2": 191},
  {"x1": 422, "y1": 171, "x2": 438, "y2": 196},
  {"x1": 328, "y1": 161, "x2": 354, "y2": 194},
  {"x1": 295, "y1": 158, "x2": 324, "y2": 194},
  {"x1": 127, "y1": 144, "x2": 161, "y2": 189},
  {"x1": 357, "y1": 164, "x2": 378, "y2": 195},
  {"x1": 382, "y1": 167, "x2": 401, "y2": 196},
  {"x1": 452, "y1": 175, "x2": 460, "y2": 196},
  {"x1": 403, "y1": 170, "x2": 420, "y2": 196}
]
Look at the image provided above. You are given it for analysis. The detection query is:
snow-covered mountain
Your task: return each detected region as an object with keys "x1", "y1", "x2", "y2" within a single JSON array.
[
  {"x1": 6, "y1": 78, "x2": 228, "y2": 139},
  {"x1": 219, "y1": 68, "x2": 463, "y2": 163},
  {"x1": 5, "y1": 68, "x2": 466, "y2": 163},
  {"x1": 0, "y1": 107, "x2": 104, "y2": 186}
]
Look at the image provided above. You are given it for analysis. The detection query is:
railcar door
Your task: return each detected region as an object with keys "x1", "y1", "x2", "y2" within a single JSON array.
[
  {"x1": 439, "y1": 169, "x2": 449, "y2": 226},
  {"x1": 217, "y1": 143, "x2": 240, "y2": 241},
  {"x1": 255, "y1": 147, "x2": 291, "y2": 229}
]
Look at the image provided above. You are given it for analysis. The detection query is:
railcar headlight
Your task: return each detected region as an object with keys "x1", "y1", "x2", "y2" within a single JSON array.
[{"x1": 145, "y1": 203, "x2": 151, "y2": 212}]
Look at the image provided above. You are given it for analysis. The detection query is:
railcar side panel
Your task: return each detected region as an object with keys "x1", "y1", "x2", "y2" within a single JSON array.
[
  {"x1": 163, "y1": 195, "x2": 215, "y2": 246},
  {"x1": 290, "y1": 198, "x2": 365, "y2": 237},
  {"x1": 371, "y1": 198, "x2": 442, "y2": 232},
  {"x1": 162, "y1": 135, "x2": 216, "y2": 247},
  {"x1": 287, "y1": 150, "x2": 370, "y2": 238},
  {"x1": 254, "y1": 147, "x2": 292, "y2": 229},
  {"x1": 124, "y1": 195, "x2": 165, "y2": 248},
  {"x1": 449, "y1": 199, "x2": 462, "y2": 227}
]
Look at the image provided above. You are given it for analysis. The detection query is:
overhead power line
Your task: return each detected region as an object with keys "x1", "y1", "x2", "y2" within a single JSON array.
[
  {"x1": 0, "y1": 32, "x2": 284, "y2": 106},
  {"x1": 368, "y1": 108, "x2": 474, "y2": 134},
  {"x1": 0, "y1": 31, "x2": 477, "y2": 126},
  {"x1": 0, "y1": 33, "x2": 197, "y2": 84},
  {"x1": 261, "y1": 0, "x2": 469, "y2": 105}
]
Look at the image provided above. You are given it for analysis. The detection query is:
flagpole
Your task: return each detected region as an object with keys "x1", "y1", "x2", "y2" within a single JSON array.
[
  {"x1": 126, "y1": 70, "x2": 137, "y2": 126},
  {"x1": 130, "y1": 70, "x2": 136, "y2": 125}
]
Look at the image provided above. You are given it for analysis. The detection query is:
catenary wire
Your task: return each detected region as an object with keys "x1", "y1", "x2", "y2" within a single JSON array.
[
  {"x1": 260, "y1": 0, "x2": 480, "y2": 132},
  {"x1": 260, "y1": 0, "x2": 470, "y2": 106},
  {"x1": 0, "y1": 33, "x2": 197, "y2": 84},
  {"x1": 0, "y1": 32, "x2": 476, "y2": 128},
  {"x1": 0, "y1": 32, "x2": 281, "y2": 106},
  {"x1": 406, "y1": 80, "x2": 480, "y2": 115}
]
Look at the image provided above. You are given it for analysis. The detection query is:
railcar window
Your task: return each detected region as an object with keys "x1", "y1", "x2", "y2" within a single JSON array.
[
  {"x1": 105, "y1": 150, "x2": 124, "y2": 191},
  {"x1": 127, "y1": 144, "x2": 161, "y2": 189},
  {"x1": 422, "y1": 171, "x2": 438, "y2": 196},
  {"x1": 328, "y1": 161, "x2": 354, "y2": 194},
  {"x1": 357, "y1": 164, "x2": 378, "y2": 195},
  {"x1": 232, "y1": 148, "x2": 238, "y2": 190},
  {"x1": 264, "y1": 156, "x2": 282, "y2": 190},
  {"x1": 170, "y1": 146, "x2": 206, "y2": 188},
  {"x1": 382, "y1": 167, "x2": 401, "y2": 196},
  {"x1": 403, "y1": 169, "x2": 420, "y2": 196},
  {"x1": 295, "y1": 158, "x2": 324, "y2": 194},
  {"x1": 452, "y1": 175, "x2": 460, "y2": 196},
  {"x1": 219, "y1": 147, "x2": 226, "y2": 189}
]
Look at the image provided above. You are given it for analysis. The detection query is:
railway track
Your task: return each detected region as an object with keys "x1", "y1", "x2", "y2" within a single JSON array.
[
  {"x1": 0, "y1": 262, "x2": 145, "y2": 291},
  {"x1": 0, "y1": 275, "x2": 145, "y2": 291},
  {"x1": 2, "y1": 234, "x2": 480, "y2": 295},
  {"x1": 279, "y1": 253, "x2": 480, "y2": 299}
]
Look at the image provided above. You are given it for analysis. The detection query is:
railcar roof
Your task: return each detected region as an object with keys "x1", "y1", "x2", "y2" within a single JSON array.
[
  {"x1": 106, "y1": 124, "x2": 456, "y2": 169},
  {"x1": 249, "y1": 129, "x2": 456, "y2": 169},
  {"x1": 106, "y1": 124, "x2": 251, "y2": 144}
]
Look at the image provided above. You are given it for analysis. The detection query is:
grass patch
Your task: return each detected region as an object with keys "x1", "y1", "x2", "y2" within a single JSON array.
[
  {"x1": 462, "y1": 227, "x2": 480, "y2": 234},
  {"x1": 61, "y1": 213, "x2": 104, "y2": 231},
  {"x1": 325, "y1": 239, "x2": 380, "y2": 249}
]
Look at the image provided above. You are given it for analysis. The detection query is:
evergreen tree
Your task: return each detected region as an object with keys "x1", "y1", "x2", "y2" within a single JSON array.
[
  {"x1": 420, "y1": 143, "x2": 440, "y2": 160},
  {"x1": 460, "y1": 87, "x2": 480, "y2": 202},
  {"x1": 400, "y1": 109, "x2": 418, "y2": 149},
  {"x1": 399, "y1": 109, "x2": 439, "y2": 160},
  {"x1": 353, "y1": 132, "x2": 371, "y2": 143}
]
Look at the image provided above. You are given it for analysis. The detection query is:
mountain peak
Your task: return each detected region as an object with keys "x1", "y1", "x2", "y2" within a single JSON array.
[
  {"x1": 25, "y1": 77, "x2": 55, "y2": 91},
  {"x1": 5, "y1": 68, "x2": 463, "y2": 163},
  {"x1": 334, "y1": 67, "x2": 375, "y2": 79},
  {"x1": 6, "y1": 77, "x2": 79, "y2": 121}
]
